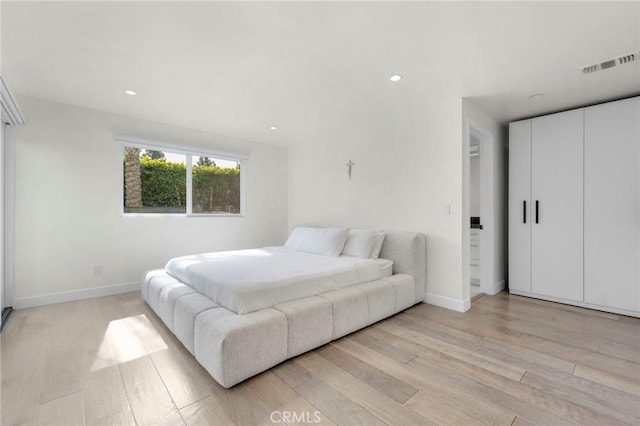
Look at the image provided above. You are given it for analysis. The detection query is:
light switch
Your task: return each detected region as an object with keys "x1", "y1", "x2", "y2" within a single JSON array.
[{"x1": 443, "y1": 203, "x2": 451, "y2": 215}]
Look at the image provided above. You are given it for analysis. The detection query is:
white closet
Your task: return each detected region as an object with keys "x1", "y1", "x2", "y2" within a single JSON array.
[{"x1": 509, "y1": 97, "x2": 639, "y2": 317}]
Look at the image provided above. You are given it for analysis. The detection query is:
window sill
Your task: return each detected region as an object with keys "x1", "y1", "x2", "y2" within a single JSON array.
[{"x1": 121, "y1": 213, "x2": 245, "y2": 218}]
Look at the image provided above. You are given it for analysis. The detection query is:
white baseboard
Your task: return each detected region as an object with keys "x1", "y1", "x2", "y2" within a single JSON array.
[
  {"x1": 586, "y1": 302, "x2": 640, "y2": 318},
  {"x1": 509, "y1": 289, "x2": 640, "y2": 318},
  {"x1": 425, "y1": 293, "x2": 470, "y2": 312},
  {"x1": 13, "y1": 282, "x2": 140, "y2": 309},
  {"x1": 485, "y1": 280, "x2": 505, "y2": 296}
]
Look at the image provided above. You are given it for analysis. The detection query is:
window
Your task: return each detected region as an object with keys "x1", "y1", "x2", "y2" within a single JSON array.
[
  {"x1": 191, "y1": 155, "x2": 241, "y2": 214},
  {"x1": 121, "y1": 141, "x2": 244, "y2": 216}
]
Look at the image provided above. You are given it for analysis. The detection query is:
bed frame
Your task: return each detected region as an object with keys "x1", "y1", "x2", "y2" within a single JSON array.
[{"x1": 141, "y1": 231, "x2": 426, "y2": 388}]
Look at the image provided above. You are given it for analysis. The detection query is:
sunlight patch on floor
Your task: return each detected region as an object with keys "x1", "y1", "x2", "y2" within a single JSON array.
[{"x1": 91, "y1": 314, "x2": 167, "y2": 371}]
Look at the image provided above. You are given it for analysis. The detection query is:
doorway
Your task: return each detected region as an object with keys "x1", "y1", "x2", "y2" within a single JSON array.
[
  {"x1": 469, "y1": 135, "x2": 482, "y2": 297},
  {"x1": 467, "y1": 121, "x2": 498, "y2": 300},
  {"x1": 0, "y1": 77, "x2": 24, "y2": 332},
  {"x1": 0, "y1": 121, "x2": 10, "y2": 332}
]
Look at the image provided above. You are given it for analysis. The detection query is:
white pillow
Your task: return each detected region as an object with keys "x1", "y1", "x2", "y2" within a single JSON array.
[
  {"x1": 370, "y1": 231, "x2": 386, "y2": 259},
  {"x1": 341, "y1": 229, "x2": 379, "y2": 258},
  {"x1": 284, "y1": 226, "x2": 349, "y2": 257}
]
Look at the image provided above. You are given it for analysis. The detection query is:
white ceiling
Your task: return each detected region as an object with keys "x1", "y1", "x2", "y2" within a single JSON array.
[{"x1": 2, "y1": 1, "x2": 639, "y2": 147}]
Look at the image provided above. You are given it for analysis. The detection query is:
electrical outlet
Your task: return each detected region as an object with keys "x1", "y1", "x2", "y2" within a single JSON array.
[
  {"x1": 443, "y1": 203, "x2": 451, "y2": 215},
  {"x1": 92, "y1": 264, "x2": 103, "y2": 277}
]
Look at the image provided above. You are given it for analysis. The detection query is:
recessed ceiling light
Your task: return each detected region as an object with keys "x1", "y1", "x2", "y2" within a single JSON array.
[
  {"x1": 269, "y1": 126, "x2": 278, "y2": 130},
  {"x1": 390, "y1": 74, "x2": 403, "y2": 82},
  {"x1": 124, "y1": 89, "x2": 137, "y2": 96},
  {"x1": 528, "y1": 94, "x2": 544, "y2": 101}
]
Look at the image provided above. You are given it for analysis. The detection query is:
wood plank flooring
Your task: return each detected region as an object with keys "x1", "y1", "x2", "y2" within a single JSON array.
[{"x1": 2, "y1": 291, "x2": 639, "y2": 425}]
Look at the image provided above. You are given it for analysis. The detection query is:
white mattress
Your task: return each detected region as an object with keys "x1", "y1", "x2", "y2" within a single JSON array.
[{"x1": 165, "y1": 246, "x2": 393, "y2": 314}]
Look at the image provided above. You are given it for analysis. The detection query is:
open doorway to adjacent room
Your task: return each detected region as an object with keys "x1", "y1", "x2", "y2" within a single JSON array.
[
  {"x1": 467, "y1": 122, "x2": 497, "y2": 301},
  {"x1": 469, "y1": 133, "x2": 482, "y2": 297}
]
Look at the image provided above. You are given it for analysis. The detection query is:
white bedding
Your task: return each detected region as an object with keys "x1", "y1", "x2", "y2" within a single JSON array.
[{"x1": 165, "y1": 246, "x2": 393, "y2": 314}]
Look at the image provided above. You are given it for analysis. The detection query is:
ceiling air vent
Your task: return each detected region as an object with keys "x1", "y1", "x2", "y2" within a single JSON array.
[{"x1": 581, "y1": 52, "x2": 639, "y2": 74}]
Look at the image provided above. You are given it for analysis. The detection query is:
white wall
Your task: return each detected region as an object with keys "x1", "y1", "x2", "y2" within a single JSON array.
[
  {"x1": 10, "y1": 96, "x2": 288, "y2": 306},
  {"x1": 288, "y1": 98, "x2": 466, "y2": 308},
  {"x1": 462, "y1": 99, "x2": 507, "y2": 298},
  {"x1": 11, "y1": 94, "x2": 504, "y2": 311}
]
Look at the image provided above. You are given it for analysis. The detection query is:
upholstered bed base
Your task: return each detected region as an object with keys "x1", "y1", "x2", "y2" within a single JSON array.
[{"x1": 141, "y1": 232, "x2": 426, "y2": 388}]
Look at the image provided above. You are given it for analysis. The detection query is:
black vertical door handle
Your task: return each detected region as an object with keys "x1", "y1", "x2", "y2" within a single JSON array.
[
  {"x1": 523, "y1": 201, "x2": 527, "y2": 223},
  {"x1": 535, "y1": 200, "x2": 539, "y2": 224}
]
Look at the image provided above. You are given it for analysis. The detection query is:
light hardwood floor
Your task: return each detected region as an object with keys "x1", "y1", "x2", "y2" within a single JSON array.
[{"x1": 2, "y1": 291, "x2": 639, "y2": 425}]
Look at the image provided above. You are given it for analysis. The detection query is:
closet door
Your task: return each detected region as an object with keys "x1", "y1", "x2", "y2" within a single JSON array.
[
  {"x1": 531, "y1": 110, "x2": 583, "y2": 301},
  {"x1": 584, "y1": 98, "x2": 640, "y2": 313},
  {"x1": 508, "y1": 120, "x2": 532, "y2": 292}
]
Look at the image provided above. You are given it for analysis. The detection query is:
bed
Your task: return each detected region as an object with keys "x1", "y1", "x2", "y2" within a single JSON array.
[{"x1": 141, "y1": 227, "x2": 426, "y2": 388}]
